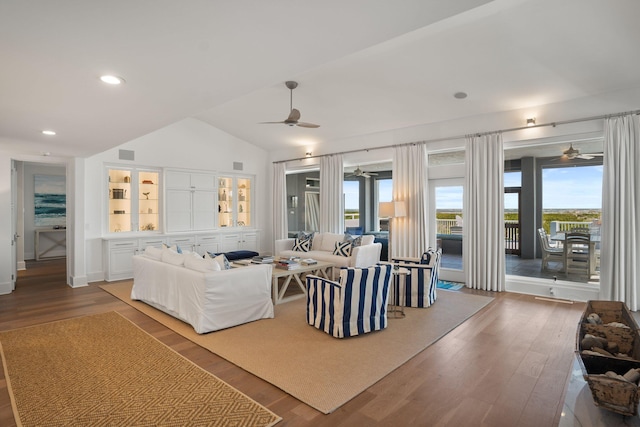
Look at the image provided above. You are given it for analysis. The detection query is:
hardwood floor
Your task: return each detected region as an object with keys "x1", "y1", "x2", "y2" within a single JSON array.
[{"x1": 0, "y1": 259, "x2": 586, "y2": 426}]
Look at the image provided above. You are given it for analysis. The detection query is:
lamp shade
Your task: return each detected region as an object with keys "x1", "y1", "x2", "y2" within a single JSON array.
[{"x1": 379, "y1": 201, "x2": 406, "y2": 218}]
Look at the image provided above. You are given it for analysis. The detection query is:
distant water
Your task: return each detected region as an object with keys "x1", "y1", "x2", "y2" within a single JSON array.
[{"x1": 35, "y1": 193, "x2": 66, "y2": 226}]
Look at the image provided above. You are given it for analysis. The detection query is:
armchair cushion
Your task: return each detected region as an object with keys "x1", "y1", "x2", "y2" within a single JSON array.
[
  {"x1": 306, "y1": 264, "x2": 392, "y2": 338},
  {"x1": 392, "y1": 248, "x2": 442, "y2": 308}
]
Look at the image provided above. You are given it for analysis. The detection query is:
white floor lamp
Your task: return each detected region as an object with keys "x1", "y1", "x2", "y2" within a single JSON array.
[{"x1": 379, "y1": 200, "x2": 406, "y2": 261}]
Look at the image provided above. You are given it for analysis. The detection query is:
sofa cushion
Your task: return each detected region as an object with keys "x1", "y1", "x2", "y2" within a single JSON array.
[
  {"x1": 333, "y1": 241, "x2": 353, "y2": 257},
  {"x1": 320, "y1": 233, "x2": 344, "y2": 252},
  {"x1": 144, "y1": 245, "x2": 163, "y2": 260},
  {"x1": 162, "y1": 248, "x2": 185, "y2": 266},
  {"x1": 361, "y1": 235, "x2": 375, "y2": 246},
  {"x1": 184, "y1": 252, "x2": 221, "y2": 272}
]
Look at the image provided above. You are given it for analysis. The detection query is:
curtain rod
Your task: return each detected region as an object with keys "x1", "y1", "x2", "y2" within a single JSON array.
[{"x1": 273, "y1": 108, "x2": 640, "y2": 164}]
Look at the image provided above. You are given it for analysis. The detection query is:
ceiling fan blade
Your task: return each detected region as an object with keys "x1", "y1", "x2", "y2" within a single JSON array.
[
  {"x1": 287, "y1": 108, "x2": 301, "y2": 121},
  {"x1": 365, "y1": 171, "x2": 378, "y2": 176},
  {"x1": 296, "y1": 122, "x2": 320, "y2": 128},
  {"x1": 576, "y1": 154, "x2": 594, "y2": 160},
  {"x1": 258, "y1": 121, "x2": 286, "y2": 124}
]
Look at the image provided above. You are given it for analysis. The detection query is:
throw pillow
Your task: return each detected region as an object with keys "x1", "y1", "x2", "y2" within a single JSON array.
[
  {"x1": 184, "y1": 253, "x2": 221, "y2": 272},
  {"x1": 144, "y1": 245, "x2": 163, "y2": 260},
  {"x1": 162, "y1": 243, "x2": 182, "y2": 253},
  {"x1": 297, "y1": 231, "x2": 314, "y2": 245},
  {"x1": 213, "y1": 254, "x2": 231, "y2": 270},
  {"x1": 292, "y1": 237, "x2": 311, "y2": 252},
  {"x1": 343, "y1": 233, "x2": 363, "y2": 247},
  {"x1": 161, "y1": 248, "x2": 185, "y2": 266},
  {"x1": 333, "y1": 241, "x2": 352, "y2": 257}
]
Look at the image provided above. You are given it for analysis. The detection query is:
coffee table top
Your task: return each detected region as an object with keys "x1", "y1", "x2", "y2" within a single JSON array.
[{"x1": 270, "y1": 260, "x2": 335, "y2": 278}]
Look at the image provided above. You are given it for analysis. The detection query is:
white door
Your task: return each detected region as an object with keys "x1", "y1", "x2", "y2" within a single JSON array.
[
  {"x1": 429, "y1": 178, "x2": 464, "y2": 283},
  {"x1": 11, "y1": 160, "x2": 17, "y2": 290}
]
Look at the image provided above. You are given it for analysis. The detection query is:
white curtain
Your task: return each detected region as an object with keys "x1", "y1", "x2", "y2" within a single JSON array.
[
  {"x1": 464, "y1": 133, "x2": 505, "y2": 291},
  {"x1": 600, "y1": 114, "x2": 640, "y2": 310},
  {"x1": 272, "y1": 162, "x2": 288, "y2": 240},
  {"x1": 392, "y1": 144, "x2": 428, "y2": 258},
  {"x1": 319, "y1": 154, "x2": 344, "y2": 233}
]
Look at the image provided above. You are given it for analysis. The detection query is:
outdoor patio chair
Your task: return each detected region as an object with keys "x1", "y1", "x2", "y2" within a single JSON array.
[
  {"x1": 391, "y1": 248, "x2": 442, "y2": 308},
  {"x1": 538, "y1": 228, "x2": 563, "y2": 271},
  {"x1": 564, "y1": 231, "x2": 590, "y2": 277},
  {"x1": 306, "y1": 264, "x2": 392, "y2": 338}
]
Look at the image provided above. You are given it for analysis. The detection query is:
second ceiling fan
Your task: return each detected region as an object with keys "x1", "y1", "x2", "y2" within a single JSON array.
[
  {"x1": 562, "y1": 144, "x2": 603, "y2": 160},
  {"x1": 259, "y1": 81, "x2": 320, "y2": 128}
]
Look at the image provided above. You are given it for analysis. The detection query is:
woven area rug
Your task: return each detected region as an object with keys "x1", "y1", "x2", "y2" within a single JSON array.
[
  {"x1": 0, "y1": 311, "x2": 281, "y2": 427},
  {"x1": 102, "y1": 282, "x2": 493, "y2": 414}
]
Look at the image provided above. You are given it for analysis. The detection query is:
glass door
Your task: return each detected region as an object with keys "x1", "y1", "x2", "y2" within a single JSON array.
[
  {"x1": 108, "y1": 168, "x2": 132, "y2": 232},
  {"x1": 138, "y1": 170, "x2": 159, "y2": 231},
  {"x1": 430, "y1": 178, "x2": 464, "y2": 283}
]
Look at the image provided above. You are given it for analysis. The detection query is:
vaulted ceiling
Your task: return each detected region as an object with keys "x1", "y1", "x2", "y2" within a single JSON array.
[{"x1": 2, "y1": 0, "x2": 639, "y2": 158}]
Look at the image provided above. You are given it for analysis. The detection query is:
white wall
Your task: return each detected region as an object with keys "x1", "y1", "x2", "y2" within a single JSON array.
[{"x1": 84, "y1": 118, "x2": 271, "y2": 281}]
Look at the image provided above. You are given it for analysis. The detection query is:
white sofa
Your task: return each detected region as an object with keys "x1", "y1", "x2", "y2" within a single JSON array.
[
  {"x1": 131, "y1": 251, "x2": 273, "y2": 334},
  {"x1": 275, "y1": 232, "x2": 382, "y2": 275}
]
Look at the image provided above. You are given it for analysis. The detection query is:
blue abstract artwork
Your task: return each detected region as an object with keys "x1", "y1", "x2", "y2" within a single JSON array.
[{"x1": 34, "y1": 175, "x2": 66, "y2": 227}]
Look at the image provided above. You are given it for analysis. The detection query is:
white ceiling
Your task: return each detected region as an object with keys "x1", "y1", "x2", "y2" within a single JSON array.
[{"x1": 2, "y1": 0, "x2": 640, "y2": 159}]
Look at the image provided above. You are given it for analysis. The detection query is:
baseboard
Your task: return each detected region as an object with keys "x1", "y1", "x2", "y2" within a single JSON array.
[
  {"x1": 68, "y1": 275, "x2": 88, "y2": 288},
  {"x1": 87, "y1": 271, "x2": 106, "y2": 283},
  {"x1": 0, "y1": 281, "x2": 13, "y2": 295},
  {"x1": 506, "y1": 275, "x2": 600, "y2": 302}
]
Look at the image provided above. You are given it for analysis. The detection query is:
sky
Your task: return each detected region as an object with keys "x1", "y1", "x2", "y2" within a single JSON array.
[{"x1": 344, "y1": 165, "x2": 603, "y2": 211}]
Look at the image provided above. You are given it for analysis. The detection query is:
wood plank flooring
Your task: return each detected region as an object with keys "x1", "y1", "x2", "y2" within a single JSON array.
[{"x1": 0, "y1": 259, "x2": 586, "y2": 426}]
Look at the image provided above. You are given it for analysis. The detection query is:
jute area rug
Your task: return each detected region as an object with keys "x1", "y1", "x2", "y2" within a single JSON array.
[
  {"x1": 0, "y1": 311, "x2": 281, "y2": 427},
  {"x1": 102, "y1": 282, "x2": 494, "y2": 414}
]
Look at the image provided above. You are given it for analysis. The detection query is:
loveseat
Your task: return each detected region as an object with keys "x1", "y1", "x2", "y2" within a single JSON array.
[
  {"x1": 275, "y1": 232, "x2": 382, "y2": 276},
  {"x1": 131, "y1": 248, "x2": 273, "y2": 334}
]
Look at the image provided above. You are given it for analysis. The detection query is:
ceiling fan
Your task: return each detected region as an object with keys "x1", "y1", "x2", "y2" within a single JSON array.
[
  {"x1": 259, "y1": 81, "x2": 320, "y2": 128},
  {"x1": 562, "y1": 144, "x2": 603, "y2": 160},
  {"x1": 346, "y1": 166, "x2": 378, "y2": 178}
]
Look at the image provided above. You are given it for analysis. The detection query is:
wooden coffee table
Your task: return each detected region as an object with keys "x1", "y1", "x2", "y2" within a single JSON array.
[{"x1": 271, "y1": 261, "x2": 335, "y2": 305}]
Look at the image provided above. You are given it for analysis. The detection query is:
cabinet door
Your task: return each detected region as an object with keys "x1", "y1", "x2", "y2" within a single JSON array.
[
  {"x1": 166, "y1": 190, "x2": 192, "y2": 232},
  {"x1": 106, "y1": 239, "x2": 138, "y2": 281},
  {"x1": 137, "y1": 171, "x2": 160, "y2": 232},
  {"x1": 236, "y1": 178, "x2": 252, "y2": 228},
  {"x1": 191, "y1": 173, "x2": 216, "y2": 191},
  {"x1": 192, "y1": 191, "x2": 216, "y2": 230},
  {"x1": 165, "y1": 170, "x2": 191, "y2": 189},
  {"x1": 240, "y1": 231, "x2": 259, "y2": 251},
  {"x1": 196, "y1": 234, "x2": 219, "y2": 256},
  {"x1": 220, "y1": 234, "x2": 241, "y2": 252},
  {"x1": 168, "y1": 236, "x2": 196, "y2": 252},
  {"x1": 108, "y1": 169, "x2": 132, "y2": 232}
]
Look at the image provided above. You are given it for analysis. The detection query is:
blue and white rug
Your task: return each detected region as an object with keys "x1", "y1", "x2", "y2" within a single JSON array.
[{"x1": 437, "y1": 280, "x2": 464, "y2": 291}]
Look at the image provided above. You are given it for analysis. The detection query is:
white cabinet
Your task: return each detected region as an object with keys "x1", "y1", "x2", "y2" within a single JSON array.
[
  {"x1": 103, "y1": 239, "x2": 140, "y2": 281},
  {"x1": 107, "y1": 167, "x2": 161, "y2": 233},
  {"x1": 167, "y1": 235, "x2": 196, "y2": 252},
  {"x1": 217, "y1": 175, "x2": 253, "y2": 229},
  {"x1": 165, "y1": 170, "x2": 216, "y2": 232},
  {"x1": 219, "y1": 231, "x2": 259, "y2": 252},
  {"x1": 195, "y1": 234, "x2": 220, "y2": 256}
]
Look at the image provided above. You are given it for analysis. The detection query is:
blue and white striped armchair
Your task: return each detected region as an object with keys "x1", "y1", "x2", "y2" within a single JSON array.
[
  {"x1": 391, "y1": 248, "x2": 442, "y2": 308},
  {"x1": 306, "y1": 264, "x2": 392, "y2": 338}
]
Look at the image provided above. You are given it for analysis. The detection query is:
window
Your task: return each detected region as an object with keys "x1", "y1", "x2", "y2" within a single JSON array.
[
  {"x1": 344, "y1": 180, "x2": 360, "y2": 233},
  {"x1": 377, "y1": 178, "x2": 392, "y2": 230}
]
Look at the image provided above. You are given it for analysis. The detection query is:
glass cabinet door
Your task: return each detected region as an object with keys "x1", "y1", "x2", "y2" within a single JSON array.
[
  {"x1": 138, "y1": 171, "x2": 159, "y2": 231},
  {"x1": 237, "y1": 178, "x2": 251, "y2": 227},
  {"x1": 108, "y1": 169, "x2": 132, "y2": 232},
  {"x1": 108, "y1": 167, "x2": 160, "y2": 233},
  {"x1": 218, "y1": 177, "x2": 234, "y2": 228},
  {"x1": 217, "y1": 175, "x2": 252, "y2": 228}
]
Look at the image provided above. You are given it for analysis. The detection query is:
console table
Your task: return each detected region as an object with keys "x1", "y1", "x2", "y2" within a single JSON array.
[{"x1": 35, "y1": 229, "x2": 66, "y2": 260}]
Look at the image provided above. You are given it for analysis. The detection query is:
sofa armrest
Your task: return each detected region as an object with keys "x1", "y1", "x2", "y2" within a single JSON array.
[
  {"x1": 275, "y1": 238, "x2": 295, "y2": 255},
  {"x1": 349, "y1": 242, "x2": 382, "y2": 268}
]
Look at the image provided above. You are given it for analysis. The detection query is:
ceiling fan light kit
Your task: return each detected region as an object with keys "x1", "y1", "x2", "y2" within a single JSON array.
[{"x1": 259, "y1": 81, "x2": 320, "y2": 128}]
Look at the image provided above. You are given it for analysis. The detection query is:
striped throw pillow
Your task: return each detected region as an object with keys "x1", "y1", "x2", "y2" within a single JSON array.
[
  {"x1": 293, "y1": 237, "x2": 311, "y2": 252},
  {"x1": 333, "y1": 241, "x2": 352, "y2": 257}
]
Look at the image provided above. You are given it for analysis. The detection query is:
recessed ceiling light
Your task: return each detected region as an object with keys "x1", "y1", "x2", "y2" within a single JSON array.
[
  {"x1": 454, "y1": 92, "x2": 468, "y2": 99},
  {"x1": 100, "y1": 75, "x2": 125, "y2": 85},
  {"x1": 42, "y1": 130, "x2": 56, "y2": 136}
]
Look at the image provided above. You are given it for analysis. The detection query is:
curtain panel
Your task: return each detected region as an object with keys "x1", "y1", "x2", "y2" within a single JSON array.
[
  {"x1": 319, "y1": 154, "x2": 344, "y2": 233},
  {"x1": 272, "y1": 162, "x2": 288, "y2": 241},
  {"x1": 463, "y1": 133, "x2": 505, "y2": 291},
  {"x1": 392, "y1": 144, "x2": 429, "y2": 258},
  {"x1": 600, "y1": 114, "x2": 640, "y2": 310}
]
